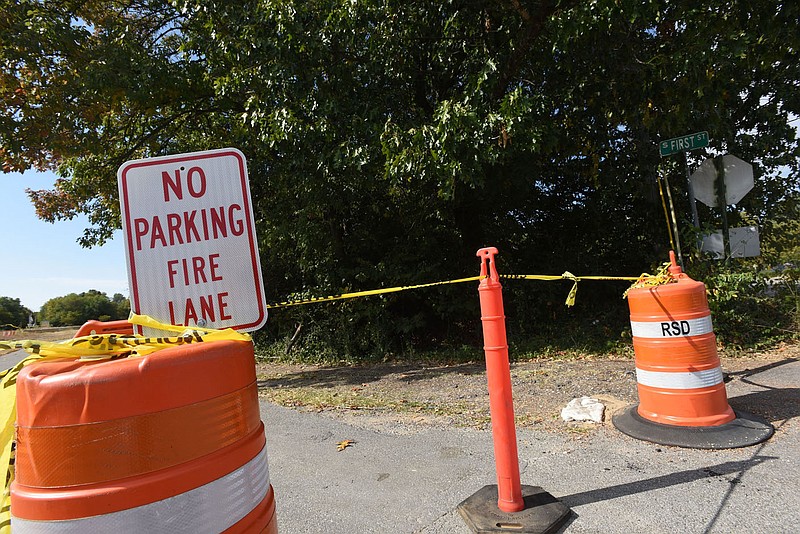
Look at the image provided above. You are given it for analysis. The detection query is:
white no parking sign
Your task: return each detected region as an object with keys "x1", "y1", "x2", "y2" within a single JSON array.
[{"x1": 118, "y1": 148, "x2": 267, "y2": 335}]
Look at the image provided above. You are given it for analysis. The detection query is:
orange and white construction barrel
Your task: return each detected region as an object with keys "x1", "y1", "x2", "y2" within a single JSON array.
[
  {"x1": 10, "y1": 339, "x2": 277, "y2": 532},
  {"x1": 613, "y1": 253, "x2": 773, "y2": 449}
]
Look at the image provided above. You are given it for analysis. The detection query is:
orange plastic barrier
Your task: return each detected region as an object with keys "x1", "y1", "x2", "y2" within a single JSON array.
[
  {"x1": 627, "y1": 257, "x2": 733, "y2": 427},
  {"x1": 458, "y1": 248, "x2": 570, "y2": 533},
  {"x1": 613, "y1": 252, "x2": 773, "y2": 449},
  {"x1": 475, "y1": 247, "x2": 523, "y2": 513},
  {"x1": 10, "y1": 339, "x2": 277, "y2": 533},
  {"x1": 72, "y1": 319, "x2": 134, "y2": 337}
]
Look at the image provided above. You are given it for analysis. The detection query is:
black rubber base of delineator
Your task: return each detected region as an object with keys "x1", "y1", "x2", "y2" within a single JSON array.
[
  {"x1": 458, "y1": 484, "x2": 571, "y2": 533},
  {"x1": 612, "y1": 405, "x2": 774, "y2": 449}
]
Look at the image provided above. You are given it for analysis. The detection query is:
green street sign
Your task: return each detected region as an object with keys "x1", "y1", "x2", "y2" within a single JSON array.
[{"x1": 659, "y1": 131, "x2": 709, "y2": 157}]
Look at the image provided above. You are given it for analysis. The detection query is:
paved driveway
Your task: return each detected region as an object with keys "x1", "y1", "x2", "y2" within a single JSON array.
[
  {"x1": 263, "y1": 358, "x2": 800, "y2": 533},
  {"x1": 3, "y1": 349, "x2": 797, "y2": 533}
]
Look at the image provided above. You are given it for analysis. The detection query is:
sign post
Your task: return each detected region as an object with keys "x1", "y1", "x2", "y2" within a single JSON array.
[
  {"x1": 713, "y1": 156, "x2": 731, "y2": 259},
  {"x1": 657, "y1": 131, "x2": 710, "y2": 263},
  {"x1": 118, "y1": 148, "x2": 267, "y2": 335}
]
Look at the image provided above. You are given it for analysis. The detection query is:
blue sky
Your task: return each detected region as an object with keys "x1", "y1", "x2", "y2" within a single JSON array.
[{"x1": 0, "y1": 171, "x2": 129, "y2": 311}]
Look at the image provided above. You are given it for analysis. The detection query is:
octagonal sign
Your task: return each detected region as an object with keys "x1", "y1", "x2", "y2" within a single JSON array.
[{"x1": 690, "y1": 154, "x2": 754, "y2": 207}]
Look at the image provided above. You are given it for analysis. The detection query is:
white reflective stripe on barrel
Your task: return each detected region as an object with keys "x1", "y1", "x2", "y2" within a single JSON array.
[
  {"x1": 635, "y1": 367, "x2": 724, "y2": 390},
  {"x1": 12, "y1": 444, "x2": 270, "y2": 534},
  {"x1": 630, "y1": 315, "x2": 713, "y2": 338}
]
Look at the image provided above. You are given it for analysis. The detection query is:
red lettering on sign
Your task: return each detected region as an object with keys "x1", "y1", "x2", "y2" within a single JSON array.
[
  {"x1": 134, "y1": 218, "x2": 149, "y2": 251},
  {"x1": 184, "y1": 210, "x2": 200, "y2": 242},
  {"x1": 200, "y1": 294, "x2": 215, "y2": 321},
  {"x1": 210, "y1": 207, "x2": 226, "y2": 238},
  {"x1": 162, "y1": 170, "x2": 181, "y2": 201},
  {"x1": 192, "y1": 256, "x2": 208, "y2": 284},
  {"x1": 218, "y1": 291, "x2": 231, "y2": 319},
  {"x1": 187, "y1": 167, "x2": 207, "y2": 198},
  {"x1": 209, "y1": 253, "x2": 223, "y2": 281},
  {"x1": 162, "y1": 166, "x2": 207, "y2": 201},
  {"x1": 167, "y1": 213, "x2": 184, "y2": 245},
  {"x1": 150, "y1": 217, "x2": 167, "y2": 248},
  {"x1": 229, "y1": 204, "x2": 244, "y2": 236},
  {"x1": 167, "y1": 291, "x2": 232, "y2": 325},
  {"x1": 134, "y1": 206, "x2": 245, "y2": 250},
  {"x1": 167, "y1": 260, "x2": 179, "y2": 289},
  {"x1": 165, "y1": 254, "x2": 225, "y2": 287}
]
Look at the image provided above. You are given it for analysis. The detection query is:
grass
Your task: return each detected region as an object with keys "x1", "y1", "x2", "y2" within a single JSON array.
[{"x1": 256, "y1": 373, "x2": 497, "y2": 429}]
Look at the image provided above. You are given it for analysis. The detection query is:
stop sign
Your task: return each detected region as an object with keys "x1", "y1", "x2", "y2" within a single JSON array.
[{"x1": 690, "y1": 154, "x2": 754, "y2": 207}]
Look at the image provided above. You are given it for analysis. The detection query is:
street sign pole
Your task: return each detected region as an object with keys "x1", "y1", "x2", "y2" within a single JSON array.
[
  {"x1": 662, "y1": 173, "x2": 684, "y2": 269},
  {"x1": 684, "y1": 151, "x2": 700, "y2": 229},
  {"x1": 713, "y1": 156, "x2": 731, "y2": 260},
  {"x1": 657, "y1": 131, "x2": 709, "y2": 263},
  {"x1": 684, "y1": 151, "x2": 702, "y2": 253}
]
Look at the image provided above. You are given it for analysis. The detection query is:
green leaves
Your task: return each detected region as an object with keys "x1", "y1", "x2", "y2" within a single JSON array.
[
  {"x1": 39, "y1": 290, "x2": 129, "y2": 326},
  {"x1": 1, "y1": 0, "x2": 798, "y2": 352}
]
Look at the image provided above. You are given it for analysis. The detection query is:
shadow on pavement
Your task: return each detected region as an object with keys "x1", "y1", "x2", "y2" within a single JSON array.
[
  {"x1": 725, "y1": 357, "x2": 798, "y2": 381},
  {"x1": 726, "y1": 356, "x2": 800, "y2": 423},
  {"x1": 557, "y1": 455, "x2": 777, "y2": 508},
  {"x1": 729, "y1": 388, "x2": 800, "y2": 423}
]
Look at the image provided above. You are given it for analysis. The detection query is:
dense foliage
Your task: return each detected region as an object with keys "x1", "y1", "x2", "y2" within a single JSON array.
[
  {"x1": 0, "y1": 296, "x2": 31, "y2": 329},
  {"x1": 2, "y1": 0, "x2": 798, "y2": 356},
  {"x1": 39, "y1": 291, "x2": 130, "y2": 327}
]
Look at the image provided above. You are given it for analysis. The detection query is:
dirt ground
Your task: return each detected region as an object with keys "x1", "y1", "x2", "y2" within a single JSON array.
[
  {"x1": 0, "y1": 327, "x2": 77, "y2": 354},
  {"x1": 255, "y1": 342, "x2": 800, "y2": 436},
  {"x1": 4, "y1": 327, "x2": 796, "y2": 438}
]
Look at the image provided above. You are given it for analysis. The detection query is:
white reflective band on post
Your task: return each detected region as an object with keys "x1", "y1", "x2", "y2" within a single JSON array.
[
  {"x1": 635, "y1": 367, "x2": 724, "y2": 390},
  {"x1": 12, "y1": 444, "x2": 270, "y2": 534},
  {"x1": 630, "y1": 315, "x2": 713, "y2": 338}
]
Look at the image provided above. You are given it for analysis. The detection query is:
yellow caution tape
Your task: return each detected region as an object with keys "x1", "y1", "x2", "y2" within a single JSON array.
[
  {"x1": 265, "y1": 273, "x2": 642, "y2": 310},
  {"x1": 266, "y1": 276, "x2": 485, "y2": 309},
  {"x1": 0, "y1": 314, "x2": 252, "y2": 531},
  {"x1": 622, "y1": 263, "x2": 676, "y2": 299},
  {"x1": 500, "y1": 273, "x2": 640, "y2": 306},
  {"x1": 1, "y1": 269, "x2": 650, "y2": 526}
]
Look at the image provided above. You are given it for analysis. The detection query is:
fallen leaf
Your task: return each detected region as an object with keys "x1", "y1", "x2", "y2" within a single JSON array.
[{"x1": 337, "y1": 439, "x2": 355, "y2": 452}]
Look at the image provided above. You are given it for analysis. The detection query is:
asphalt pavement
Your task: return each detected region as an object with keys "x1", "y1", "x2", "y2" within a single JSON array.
[
  {"x1": 3, "y1": 349, "x2": 798, "y2": 533},
  {"x1": 263, "y1": 358, "x2": 800, "y2": 533}
]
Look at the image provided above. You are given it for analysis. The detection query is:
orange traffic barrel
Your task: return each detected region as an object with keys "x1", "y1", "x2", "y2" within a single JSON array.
[
  {"x1": 73, "y1": 319, "x2": 134, "y2": 337},
  {"x1": 10, "y1": 339, "x2": 278, "y2": 532},
  {"x1": 613, "y1": 252, "x2": 773, "y2": 449}
]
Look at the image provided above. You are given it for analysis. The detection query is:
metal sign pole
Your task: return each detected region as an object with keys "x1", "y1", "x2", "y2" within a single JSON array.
[
  {"x1": 662, "y1": 174, "x2": 684, "y2": 269},
  {"x1": 713, "y1": 156, "x2": 731, "y2": 260},
  {"x1": 684, "y1": 151, "x2": 700, "y2": 230},
  {"x1": 657, "y1": 131, "x2": 709, "y2": 263}
]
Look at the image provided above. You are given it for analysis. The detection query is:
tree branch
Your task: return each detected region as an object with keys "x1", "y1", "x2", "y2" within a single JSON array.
[{"x1": 492, "y1": 0, "x2": 578, "y2": 100}]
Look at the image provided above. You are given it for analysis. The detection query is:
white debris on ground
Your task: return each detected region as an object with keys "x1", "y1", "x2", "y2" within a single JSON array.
[{"x1": 561, "y1": 396, "x2": 605, "y2": 423}]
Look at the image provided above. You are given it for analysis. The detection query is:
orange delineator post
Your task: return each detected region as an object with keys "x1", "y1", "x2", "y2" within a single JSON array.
[{"x1": 476, "y1": 247, "x2": 524, "y2": 514}]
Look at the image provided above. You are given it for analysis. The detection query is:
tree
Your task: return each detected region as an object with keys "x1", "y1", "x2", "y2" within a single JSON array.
[
  {"x1": 112, "y1": 292, "x2": 131, "y2": 320},
  {"x1": 39, "y1": 290, "x2": 126, "y2": 327},
  {"x1": 0, "y1": 297, "x2": 31, "y2": 328},
  {"x1": 2, "y1": 1, "x2": 798, "y2": 353}
]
